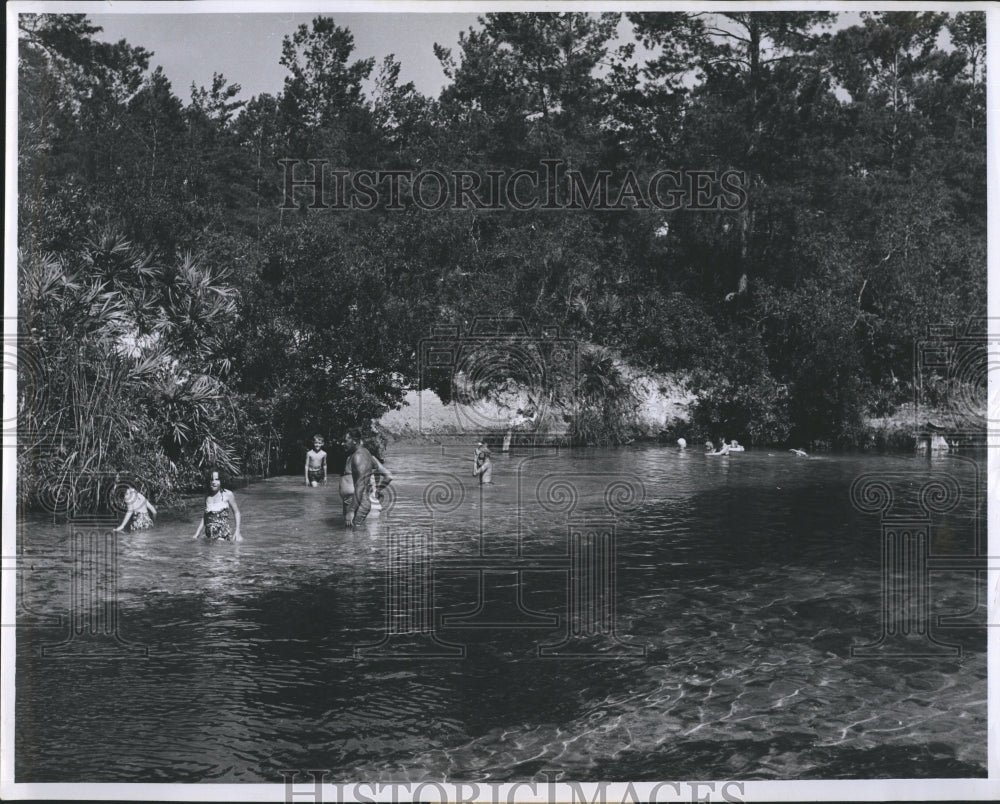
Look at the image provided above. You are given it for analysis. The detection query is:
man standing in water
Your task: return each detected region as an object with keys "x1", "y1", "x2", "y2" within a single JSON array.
[{"x1": 341, "y1": 428, "x2": 393, "y2": 527}]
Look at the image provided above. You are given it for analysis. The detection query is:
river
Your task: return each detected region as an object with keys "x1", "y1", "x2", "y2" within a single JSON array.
[{"x1": 14, "y1": 444, "x2": 987, "y2": 781}]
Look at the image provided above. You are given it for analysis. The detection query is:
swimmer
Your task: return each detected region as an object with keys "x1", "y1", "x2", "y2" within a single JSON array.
[
  {"x1": 473, "y1": 441, "x2": 493, "y2": 484},
  {"x1": 729, "y1": 440, "x2": 744, "y2": 452},
  {"x1": 305, "y1": 435, "x2": 327, "y2": 486},
  {"x1": 789, "y1": 448, "x2": 808, "y2": 457},
  {"x1": 503, "y1": 408, "x2": 538, "y2": 451},
  {"x1": 368, "y1": 475, "x2": 383, "y2": 517},
  {"x1": 192, "y1": 470, "x2": 243, "y2": 542},
  {"x1": 114, "y1": 486, "x2": 156, "y2": 532},
  {"x1": 677, "y1": 437, "x2": 687, "y2": 449},
  {"x1": 342, "y1": 428, "x2": 394, "y2": 527}
]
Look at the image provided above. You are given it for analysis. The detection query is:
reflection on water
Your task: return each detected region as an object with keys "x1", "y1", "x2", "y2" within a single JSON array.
[{"x1": 15, "y1": 446, "x2": 987, "y2": 781}]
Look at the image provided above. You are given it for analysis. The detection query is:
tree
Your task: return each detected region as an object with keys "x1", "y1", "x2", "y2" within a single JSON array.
[
  {"x1": 436, "y1": 12, "x2": 621, "y2": 163},
  {"x1": 278, "y1": 16, "x2": 375, "y2": 162}
]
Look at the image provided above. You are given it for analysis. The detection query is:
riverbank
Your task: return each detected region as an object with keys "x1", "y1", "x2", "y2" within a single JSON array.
[
  {"x1": 377, "y1": 363, "x2": 695, "y2": 444},
  {"x1": 378, "y1": 378, "x2": 982, "y2": 453},
  {"x1": 863, "y1": 401, "x2": 988, "y2": 451}
]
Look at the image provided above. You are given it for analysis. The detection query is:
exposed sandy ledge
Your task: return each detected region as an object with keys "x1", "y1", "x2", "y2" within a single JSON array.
[{"x1": 378, "y1": 363, "x2": 695, "y2": 441}]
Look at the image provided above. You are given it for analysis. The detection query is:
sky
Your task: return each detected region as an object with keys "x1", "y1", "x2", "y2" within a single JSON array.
[
  {"x1": 91, "y1": 12, "x2": 485, "y2": 102},
  {"x1": 85, "y1": 6, "x2": 870, "y2": 106}
]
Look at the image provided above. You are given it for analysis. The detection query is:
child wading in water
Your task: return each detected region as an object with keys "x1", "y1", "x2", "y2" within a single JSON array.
[
  {"x1": 114, "y1": 486, "x2": 157, "y2": 532},
  {"x1": 368, "y1": 474, "x2": 383, "y2": 517},
  {"x1": 192, "y1": 470, "x2": 243, "y2": 542},
  {"x1": 473, "y1": 442, "x2": 493, "y2": 484},
  {"x1": 305, "y1": 435, "x2": 327, "y2": 487}
]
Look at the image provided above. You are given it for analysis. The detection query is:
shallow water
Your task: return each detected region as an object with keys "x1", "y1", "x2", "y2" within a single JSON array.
[{"x1": 14, "y1": 446, "x2": 987, "y2": 781}]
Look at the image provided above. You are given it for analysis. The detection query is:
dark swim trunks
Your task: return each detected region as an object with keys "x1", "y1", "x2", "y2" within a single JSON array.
[
  {"x1": 343, "y1": 492, "x2": 373, "y2": 526},
  {"x1": 308, "y1": 469, "x2": 323, "y2": 484}
]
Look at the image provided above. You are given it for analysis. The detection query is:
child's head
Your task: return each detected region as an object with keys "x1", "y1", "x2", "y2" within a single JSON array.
[
  {"x1": 203, "y1": 469, "x2": 225, "y2": 494},
  {"x1": 312, "y1": 434, "x2": 324, "y2": 449}
]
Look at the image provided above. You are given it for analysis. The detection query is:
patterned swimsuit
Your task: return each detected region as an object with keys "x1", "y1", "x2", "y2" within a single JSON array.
[
  {"x1": 130, "y1": 510, "x2": 153, "y2": 531},
  {"x1": 203, "y1": 495, "x2": 233, "y2": 541}
]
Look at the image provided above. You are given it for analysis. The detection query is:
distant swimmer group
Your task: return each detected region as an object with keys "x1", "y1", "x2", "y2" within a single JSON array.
[
  {"x1": 705, "y1": 438, "x2": 743, "y2": 456},
  {"x1": 677, "y1": 435, "x2": 808, "y2": 457}
]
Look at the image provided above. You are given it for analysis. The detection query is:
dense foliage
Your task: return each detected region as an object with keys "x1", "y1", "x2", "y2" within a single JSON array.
[{"x1": 16, "y1": 12, "x2": 986, "y2": 512}]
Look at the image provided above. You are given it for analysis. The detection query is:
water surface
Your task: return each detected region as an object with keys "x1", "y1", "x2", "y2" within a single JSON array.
[{"x1": 15, "y1": 446, "x2": 987, "y2": 781}]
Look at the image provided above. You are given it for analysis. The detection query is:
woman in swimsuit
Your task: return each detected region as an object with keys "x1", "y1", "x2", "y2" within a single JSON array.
[
  {"x1": 114, "y1": 486, "x2": 157, "y2": 532},
  {"x1": 192, "y1": 469, "x2": 243, "y2": 542}
]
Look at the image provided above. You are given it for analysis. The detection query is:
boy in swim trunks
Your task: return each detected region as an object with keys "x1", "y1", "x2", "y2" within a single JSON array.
[{"x1": 305, "y1": 435, "x2": 327, "y2": 486}]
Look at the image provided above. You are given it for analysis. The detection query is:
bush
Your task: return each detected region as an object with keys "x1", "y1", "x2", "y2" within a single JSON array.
[
  {"x1": 571, "y1": 348, "x2": 642, "y2": 445},
  {"x1": 689, "y1": 331, "x2": 791, "y2": 445}
]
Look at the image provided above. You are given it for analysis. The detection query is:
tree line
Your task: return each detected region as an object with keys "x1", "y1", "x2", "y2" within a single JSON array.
[{"x1": 16, "y1": 11, "x2": 986, "y2": 513}]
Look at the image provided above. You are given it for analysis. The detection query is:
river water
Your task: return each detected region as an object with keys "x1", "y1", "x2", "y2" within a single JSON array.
[{"x1": 14, "y1": 445, "x2": 987, "y2": 781}]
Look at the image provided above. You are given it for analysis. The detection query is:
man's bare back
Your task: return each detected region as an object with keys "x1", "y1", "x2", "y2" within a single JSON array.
[{"x1": 341, "y1": 429, "x2": 393, "y2": 526}]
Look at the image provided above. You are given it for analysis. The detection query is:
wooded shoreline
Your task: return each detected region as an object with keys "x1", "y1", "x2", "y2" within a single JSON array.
[{"x1": 16, "y1": 11, "x2": 986, "y2": 515}]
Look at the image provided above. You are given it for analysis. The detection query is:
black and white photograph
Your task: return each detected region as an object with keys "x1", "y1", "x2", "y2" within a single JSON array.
[{"x1": 3, "y1": 1, "x2": 996, "y2": 800}]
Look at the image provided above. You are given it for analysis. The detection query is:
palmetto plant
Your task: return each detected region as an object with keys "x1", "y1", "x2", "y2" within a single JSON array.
[
  {"x1": 156, "y1": 252, "x2": 237, "y2": 371},
  {"x1": 572, "y1": 347, "x2": 641, "y2": 446},
  {"x1": 82, "y1": 228, "x2": 159, "y2": 289},
  {"x1": 17, "y1": 235, "x2": 243, "y2": 514},
  {"x1": 152, "y1": 372, "x2": 239, "y2": 471}
]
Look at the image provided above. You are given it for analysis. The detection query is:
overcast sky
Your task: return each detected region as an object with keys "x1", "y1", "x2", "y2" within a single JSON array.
[
  {"x1": 79, "y1": 7, "x2": 876, "y2": 107},
  {"x1": 91, "y1": 12, "x2": 484, "y2": 102}
]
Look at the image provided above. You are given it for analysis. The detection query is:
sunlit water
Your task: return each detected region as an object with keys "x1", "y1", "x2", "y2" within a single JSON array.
[{"x1": 15, "y1": 445, "x2": 987, "y2": 781}]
